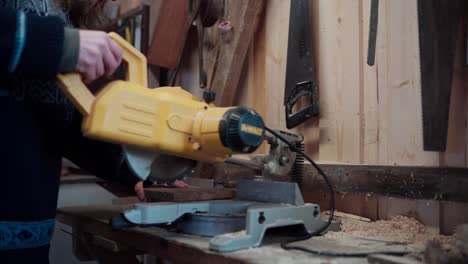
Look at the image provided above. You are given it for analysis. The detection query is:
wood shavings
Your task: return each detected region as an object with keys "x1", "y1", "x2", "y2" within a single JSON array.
[
  {"x1": 423, "y1": 224, "x2": 468, "y2": 264},
  {"x1": 325, "y1": 215, "x2": 454, "y2": 249}
]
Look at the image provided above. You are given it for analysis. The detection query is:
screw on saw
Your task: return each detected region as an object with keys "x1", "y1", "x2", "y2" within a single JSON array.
[{"x1": 279, "y1": 155, "x2": 290, "y2": 166}]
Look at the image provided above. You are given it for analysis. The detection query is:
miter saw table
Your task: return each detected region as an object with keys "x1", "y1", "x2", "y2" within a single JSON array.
[{"x1": 56, "y1": 203, "x2": 376, "y2": 264}]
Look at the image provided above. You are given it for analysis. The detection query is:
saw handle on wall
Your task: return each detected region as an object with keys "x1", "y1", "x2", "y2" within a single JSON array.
[{"x1": 56, "y1": 32, "x2": 148, "y2": 116}]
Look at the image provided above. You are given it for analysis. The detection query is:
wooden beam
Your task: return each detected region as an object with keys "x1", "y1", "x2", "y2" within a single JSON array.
[
  {"x1": 201, "y1": 163, "x2": 468, "y2": 203},
  {"x1": 210, "y1": 0, "x2": 265, "y2": 106},
  {"x1": 304, "y1": 164, "x2": 468, "y2": 202}
]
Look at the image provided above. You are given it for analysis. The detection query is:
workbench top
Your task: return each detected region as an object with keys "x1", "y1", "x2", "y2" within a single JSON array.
[{"x1": 57, "y1": 205, "x2": 376, "y2": 264}]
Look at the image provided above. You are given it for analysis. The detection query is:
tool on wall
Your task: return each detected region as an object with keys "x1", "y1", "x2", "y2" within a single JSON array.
[
  {"x1": 367, "y1": 0, "x2": 379, "y2": 66},
  {"x1": 56, "y1": 32, "x2": 335, "y2": 253},
  {"x1": 368, "y1": 0, "x2": 463, "y2": 152},
  {"x1": 418, "y1": 0, "x2": 463, "y2": 151},
  {"x1": 188, "y1": 0, "x2": 225, "y2": 103},
  {"x1": 284, "y1": 0, "x2": 319, "y2": 129}
]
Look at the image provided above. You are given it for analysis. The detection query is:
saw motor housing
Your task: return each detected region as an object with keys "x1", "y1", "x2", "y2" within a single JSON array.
[{"x1": 57, "y1": 33, "x2": 265, "y2": 166}]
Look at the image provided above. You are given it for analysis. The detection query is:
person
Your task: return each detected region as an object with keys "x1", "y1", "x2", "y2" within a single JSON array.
[{"x1": 0, "y1": 1, "x2": 147, "y2": 263}]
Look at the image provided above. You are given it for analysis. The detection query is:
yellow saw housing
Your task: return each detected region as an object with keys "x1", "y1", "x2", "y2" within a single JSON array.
[{"x1": 57, "y1": 33, "x2": 264, "y2": 163}]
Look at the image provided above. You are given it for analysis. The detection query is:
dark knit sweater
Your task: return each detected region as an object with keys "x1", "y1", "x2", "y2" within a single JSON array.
[{"x1": 0, "y1": 1, "x2": 140, "y2": 263}]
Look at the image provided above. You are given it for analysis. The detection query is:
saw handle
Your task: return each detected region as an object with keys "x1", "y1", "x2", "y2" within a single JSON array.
[{"x1": 56, "y1": 32, "x2": 148, "y2": 116}]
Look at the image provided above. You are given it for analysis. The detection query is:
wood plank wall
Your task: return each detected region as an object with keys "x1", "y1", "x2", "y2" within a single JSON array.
[{"x1": 181, "y1": 0, "x2": 467, "y2": 168}]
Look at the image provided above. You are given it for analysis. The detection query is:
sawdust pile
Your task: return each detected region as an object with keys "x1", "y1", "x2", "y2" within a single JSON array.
[
  {"x1": 326, "y1": 215, "x2": 453, "y2": 246},
  {"x1": 424, "y1": 225, "x2": 468, "y2": 264}
]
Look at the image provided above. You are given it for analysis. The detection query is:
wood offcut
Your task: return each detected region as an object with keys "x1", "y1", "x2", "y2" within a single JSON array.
[{"x1": 144, "y1": 187, "x2": 235, "y2": 202}]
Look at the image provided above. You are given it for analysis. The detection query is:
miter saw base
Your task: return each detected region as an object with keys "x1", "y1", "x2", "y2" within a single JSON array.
[{"x1": 117, "y1": 180, "x2": 324, "y2": 252}]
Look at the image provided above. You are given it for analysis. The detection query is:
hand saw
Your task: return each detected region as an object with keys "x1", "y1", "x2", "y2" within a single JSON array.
[{"x1": 284, "y1": 0, "x2": 319, "y2": 129}]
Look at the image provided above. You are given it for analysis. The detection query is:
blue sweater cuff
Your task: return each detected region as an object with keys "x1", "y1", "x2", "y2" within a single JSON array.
[
  {"x1": 8, "y1": 11, "x2": 26, "y2": 73},
  {"x1": 14, "y1": 12, "x2": 65, "y2": 78},
  {"x1": 58, "y1": 28, "x2": 80, "y2": 73}
]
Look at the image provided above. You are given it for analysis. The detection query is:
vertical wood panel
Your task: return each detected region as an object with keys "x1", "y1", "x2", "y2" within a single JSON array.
[
  {"x1": 362, "y1": 0, "x2": 379, "y2": 165},
  {"x1": 379, "y1": 0, "x2": 438, "y2": 166},
  {"x1": 315, "y1": 0, "x2": 362, "y2": 163},
  {"x1": 178, "y1": 0, "x2": 467, "y2": 168},
  {"x1": 262, "y1": 0, "x2": 290, "y2": 130}
]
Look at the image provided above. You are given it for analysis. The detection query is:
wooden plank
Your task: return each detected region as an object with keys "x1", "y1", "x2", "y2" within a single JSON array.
[
  {"x1": 113, "y1": 197, "x2": 141, "y2": 205},
  {"x1": 144, "y1": 187, "x2": 235, "y2": 202},
  {"x1": 60, "y1": 175, "x2": 102, "y2": 185},
  {"x1": 325, "y1": 210, "x2": 371, "y2": 222},
  {"x1": 303, "y1": 164, "x2": 468, "y2": 202},
  {"x1": 203, "y1": 162, "x2": 468, "y2": 202},
  {"x1": 418, "y1": 0, "x2": 464, "y2": 151},
  {"x1": 377, "y1": 0, "x2": 438, "y2": 166},
  {"x1": 210, "y1": 0, "x2": 265, "y2": 106},
  {"x1": 362, "y1": 0, "x2": 380, "y2": 165},
  {"x1": 93, "y1": 248, "x2": 140, "y2": 264},
  {"x1": 241, "y1": 16, "x2": 267, "y2": 154},
  {"x1": 314, "y1": 0, "x2": 362, "y2": 163},
  {"x1": 289, "y1": 236, "x2": 409, "y2": 258},
  {"x1": 368, "y1": 254, "x2": 422, "y2": 264},
  {"x1": 147, "y1": 0, "x2": 192, "y2": 68}
]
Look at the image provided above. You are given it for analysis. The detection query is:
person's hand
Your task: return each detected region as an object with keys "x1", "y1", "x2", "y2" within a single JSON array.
[
  {"x1": 171, "y1": 180, "x2": 190, "y2": 188},
  {"x1": 134, "y1": 181, "x2": 145, "y2": 201},
  {"x1": 77, "y1": 30, "x2": 122, "y2": 83},
  {"x1": 133, "y1": 180, "x2": 191, "y2": 201}
]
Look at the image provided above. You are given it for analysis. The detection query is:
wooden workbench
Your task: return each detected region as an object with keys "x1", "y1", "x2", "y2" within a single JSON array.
[{"x1": 57, "y1": 205, "x2": 382, "y2": 264}]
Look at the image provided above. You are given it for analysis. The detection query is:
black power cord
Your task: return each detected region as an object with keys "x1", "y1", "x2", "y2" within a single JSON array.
[
  {"x1": 265, "y1": 127, "x2": 409, "y2": 257},
  {"x1": 265, "y1": 127, "x2": 335, "y2": 237}
]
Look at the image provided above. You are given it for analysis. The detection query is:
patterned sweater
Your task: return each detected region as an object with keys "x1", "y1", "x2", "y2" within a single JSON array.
[{"x1": 0, "y1": 1, "x2": 139, "y2": 260}]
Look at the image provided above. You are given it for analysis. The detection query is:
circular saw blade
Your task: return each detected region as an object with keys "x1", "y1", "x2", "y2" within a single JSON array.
[{"x1": 124, "y1": 146, "x2": 197, "y2": 183}]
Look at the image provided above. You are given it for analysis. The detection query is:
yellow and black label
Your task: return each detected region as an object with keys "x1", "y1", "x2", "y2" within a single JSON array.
[{"x1": 240, "y1": 124, "x2": 263, "y2": 136}]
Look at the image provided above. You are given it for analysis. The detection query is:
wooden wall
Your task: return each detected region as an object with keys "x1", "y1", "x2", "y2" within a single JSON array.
[{"x1": 181, "y1": 0, "x2": 468, "y2": 168}]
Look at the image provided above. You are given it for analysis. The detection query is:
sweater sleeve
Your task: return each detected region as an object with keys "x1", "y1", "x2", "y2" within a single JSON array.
[
  {"x1": 0, "y1": 7, "x2": 77, "y2": 78},
  {"x1": 63, "y1": 110, "x2": 141, "y2": 187}
]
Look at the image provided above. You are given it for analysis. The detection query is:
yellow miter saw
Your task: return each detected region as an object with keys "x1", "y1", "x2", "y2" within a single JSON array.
[
  {"x1": 57, "y1": 33, "x2": 265, "y2": 183},
  {"x1": 57, "y1": 33, "x2": 334, "y2": 253}
]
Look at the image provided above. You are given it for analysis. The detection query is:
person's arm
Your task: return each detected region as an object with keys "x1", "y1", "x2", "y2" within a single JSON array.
[
  {"x1": 0, "y1": 7, "x2": 67, "y2": 77},
  {"x1": 0, "y1": 7, "x2": 122, "y2": 82}
]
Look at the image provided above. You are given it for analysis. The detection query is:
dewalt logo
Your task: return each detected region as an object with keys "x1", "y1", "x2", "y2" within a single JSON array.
[{"x1": 240, "y1": 124, "x2": 263, "y2": 136}]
